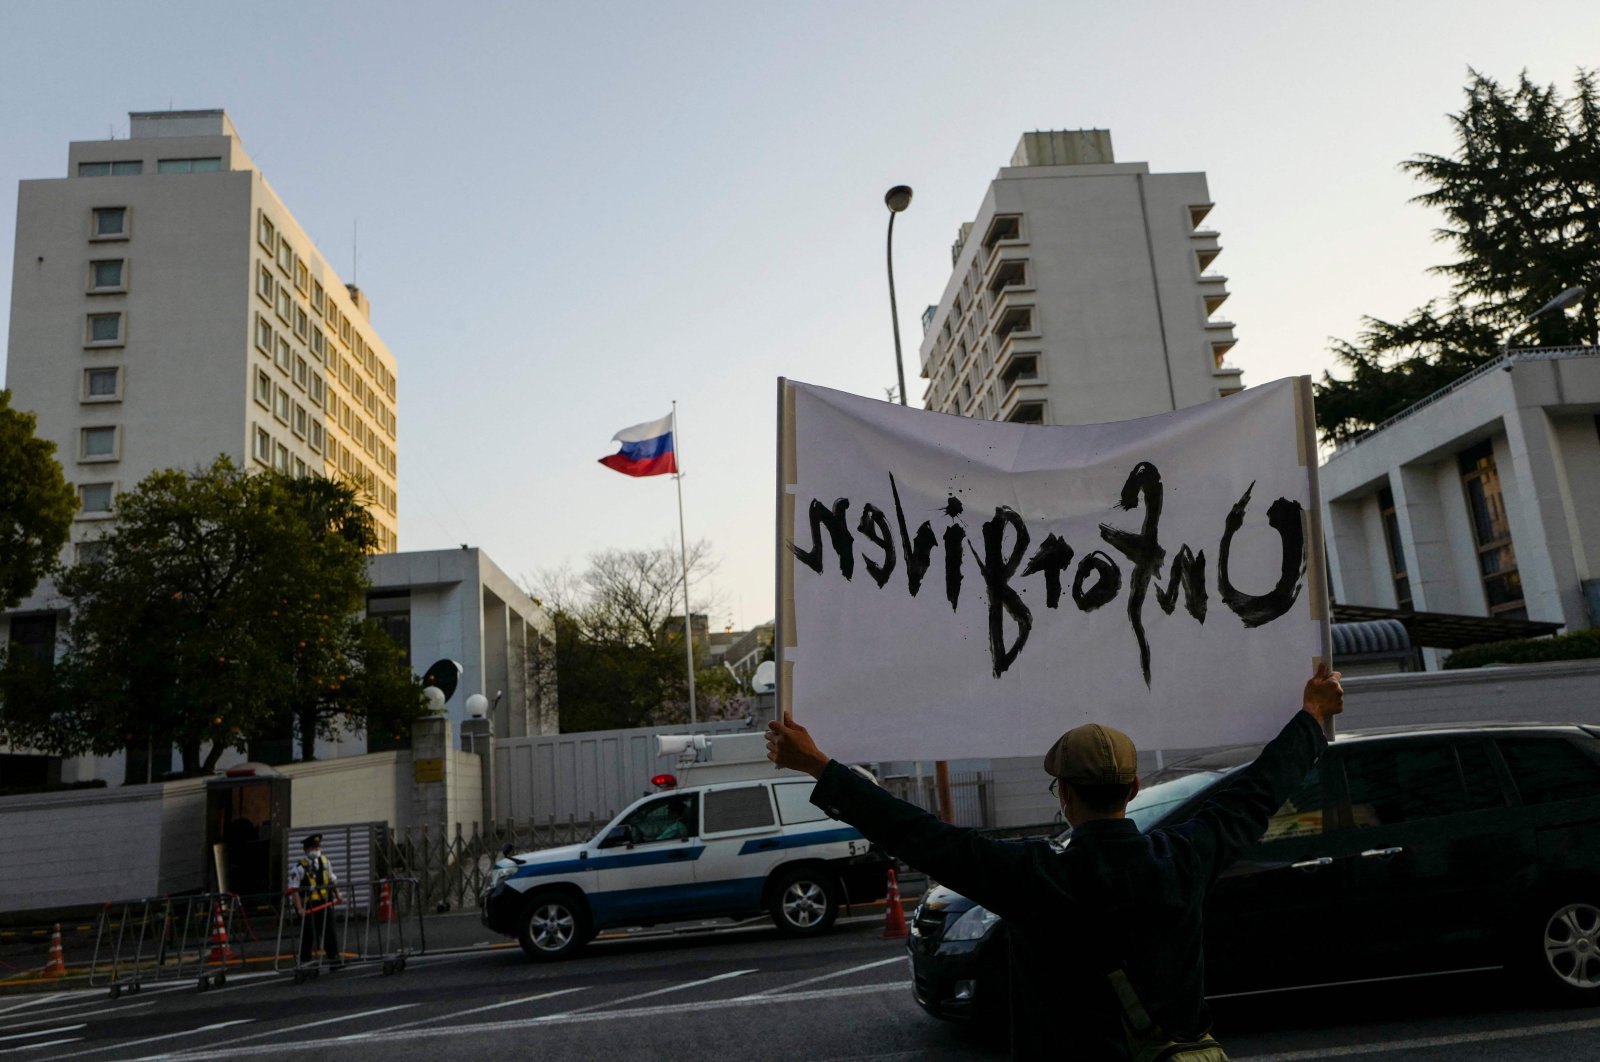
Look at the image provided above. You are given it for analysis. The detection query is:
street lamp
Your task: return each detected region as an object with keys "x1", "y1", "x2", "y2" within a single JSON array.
[
  {"x1": 885, "y1": 185, "x2": 913, "y2": 406},
  {"x1": 1502, "y1": 286, "x2": 1587, "y2": 358}
]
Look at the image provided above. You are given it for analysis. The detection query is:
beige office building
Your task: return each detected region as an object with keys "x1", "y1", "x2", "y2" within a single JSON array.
[
  {"x1": 918, "y1": 129, "x2": 1241, "y2": 425},
  {"x1": 5, "y1": 110, "x2": 399, "y2": 557}
]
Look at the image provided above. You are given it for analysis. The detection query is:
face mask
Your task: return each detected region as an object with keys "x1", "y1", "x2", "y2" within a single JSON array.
[{"x1": 307, "y1": 850, "x2": 320, "y2": 859}]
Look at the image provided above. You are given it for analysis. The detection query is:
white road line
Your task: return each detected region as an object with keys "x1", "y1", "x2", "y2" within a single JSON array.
[
  {"x1": 354, "y1": 986, "x2": 588, "y2": 1036},
  {"x1": 1237, "y1": 1016, "x2": 1600, "y2": 1060},
  {"x1": 0, "y1": 1025, "x2": 86, "y2": 1043},
  {"x1": 0, "y1": 994, "x2": 72, "y2": 1017},
  {"x1": 51, "y1": 1019, "x2": 253, "y2": 1059},
  {"x1": 0, "y1": 1000, "x2": 157, "y2": 1032},
  {"x1": 130, "y1": 1004, "x2": 420, "y2": 1060},
  {"x1": 105, "y1": 981, "x2": 910, "y2": 1060},
  {"x1": 0, "y1": 1037, "x2": 84, "y2": 1054},
  {"x1": 541, "y1": 968, "x2": 756, "y2": 1019},
  {"x1": 742, "y1": 956, "x2": 905, "y2": 996}
]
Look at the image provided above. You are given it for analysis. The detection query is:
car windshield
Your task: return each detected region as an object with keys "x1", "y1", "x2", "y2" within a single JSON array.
[{"x1": 1125, "y1": 769, "x2": 1233, "y2": 831}]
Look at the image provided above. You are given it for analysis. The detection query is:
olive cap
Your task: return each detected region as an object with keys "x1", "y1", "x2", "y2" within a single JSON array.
[{"x1": 1044, "y1": 723, "x2": 1138, "y2": 785}]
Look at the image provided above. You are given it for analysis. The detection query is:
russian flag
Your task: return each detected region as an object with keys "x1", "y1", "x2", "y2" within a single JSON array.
[{"x1": 599, "y1": 412, "x2": 678, "y2": 477}]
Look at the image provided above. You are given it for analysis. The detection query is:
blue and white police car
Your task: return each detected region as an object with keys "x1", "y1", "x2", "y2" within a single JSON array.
[{"x1": 481, "y1": 767, "x2": 889, "y2": 960}]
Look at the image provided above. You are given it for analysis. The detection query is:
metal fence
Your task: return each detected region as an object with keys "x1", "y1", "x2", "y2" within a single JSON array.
[
  {"x1": 881, "y1": 771, "x2": 994, "y2": 828},
  {"x1": 377, "y1": 817, "x2": 607, "y2": 914}
]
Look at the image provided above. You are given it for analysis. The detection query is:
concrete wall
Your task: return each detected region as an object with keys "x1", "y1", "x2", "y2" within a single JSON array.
[{"x1": 278, "y1": 752, "x2": 410, "y2": 831}]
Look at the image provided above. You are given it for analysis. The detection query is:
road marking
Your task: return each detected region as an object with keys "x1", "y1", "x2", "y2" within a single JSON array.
[
  {"x1": 0, "y1": 1026, "x2": 86, "y2": 1043},
  {"x1": 357, "y1": 986, "x2": 588, "y2": 1035},
  {"x1": 0, "y1": 1000, "x2": 157, "y2": 1032},
  {"x1": 0, "y1": 1037, "x2": 84, "y2": 1054},
  {"x1": 1237, "y1": 1016, "x2": 1600, "y2": 1060},
  {"x1": 129, "y1": 1005, "x2": 419, "y2": 1059},
  {"x1": 98, "y1": 981, "x2": 909, "y2": 1059},
  {"x1": 50, "y1": 1019, "x2": 253, "y2": 1059},
  {"x1": 0, "y1": 995, "x2": 72, "y2": 1017},
  {"x1": 541, "y1": 968, "x2": 756, "y2": 1018},
  {"x1": 741, "y1": 956, "x2": 905, "y2": 996}
]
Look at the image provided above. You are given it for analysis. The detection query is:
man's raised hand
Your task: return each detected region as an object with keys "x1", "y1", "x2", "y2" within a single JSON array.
[
  {"x1": 1302, "y1": 663, "x2": 1344, "y2": 725},
  {"x1": 765, "y1": 711, "x2": 830, "y2": 778}
]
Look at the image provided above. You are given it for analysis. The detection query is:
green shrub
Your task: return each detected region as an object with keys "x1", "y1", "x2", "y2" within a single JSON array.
[{"x1": 1443, "y1": 628, "x2": 1600, "y2": 669}]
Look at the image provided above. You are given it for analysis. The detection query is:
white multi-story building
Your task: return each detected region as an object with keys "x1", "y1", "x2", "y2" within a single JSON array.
[
  {"x1": 4, "y1": 109, "x2": 399, "y2": 559},
  {"x1": 918, "y1": 129, "x2": 1241, "y2": 424}
]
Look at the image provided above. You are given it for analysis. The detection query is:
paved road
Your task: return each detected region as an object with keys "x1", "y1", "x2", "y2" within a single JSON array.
[{"x1": 1, "y1": 919, "x2": 1597, "y2": 1060}]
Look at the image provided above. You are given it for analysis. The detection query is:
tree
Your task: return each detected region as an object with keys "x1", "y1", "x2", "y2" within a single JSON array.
[
  {"x1": 0, "y1": 389, "x2": 77, "y2": 609},
  {"x1": 0, "y1": 458, "x2": 424, "y2": 777},
  {"x1": 1316, "y1": 69, "x2": 1600, "y2": 444},
  {"x1": 529, "y1": 542, "x2": 728, "y2": 732}
]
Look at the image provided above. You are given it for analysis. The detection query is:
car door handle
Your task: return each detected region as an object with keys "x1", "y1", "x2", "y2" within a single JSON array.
[
  {"x1": 667, "y1": 851, "x2": 691, "y2": 861},
  {"x1": 1291, "y1": 857, "x2": 1333, "y2": 871},
  {"x1": 1361, "y1": 846, "x2": 1404, "y2": 859}
]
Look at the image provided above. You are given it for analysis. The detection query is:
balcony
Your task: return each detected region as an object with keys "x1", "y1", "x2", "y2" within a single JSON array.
[
  {"x1": 1188, "y1": 203, "x2": 1214, "y2": 229},
  {"x1": 1203, "y1": 290, "x2": 1230, "y2": 316}
]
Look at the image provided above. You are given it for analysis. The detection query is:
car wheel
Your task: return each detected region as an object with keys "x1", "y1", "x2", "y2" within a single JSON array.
[
  {"x1": 769, "y1": 868, "x2": 839, "y2": 936},
  {"x1": 517, "y1": 892, "x2": 590, "y2": 961},
  {"x1": 1530, "y1": 899, "x2": 1600, "y2": 1004}
]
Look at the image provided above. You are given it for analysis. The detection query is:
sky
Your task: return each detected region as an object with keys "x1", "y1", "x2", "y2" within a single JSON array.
[{"x1": 3, "y1": 1, "x2": 1598, "y2": 630}]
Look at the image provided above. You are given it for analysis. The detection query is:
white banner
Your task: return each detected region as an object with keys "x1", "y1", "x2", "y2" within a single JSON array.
[{"x1": 776, "y1": 377, "x2": 1329, "y2": 763}]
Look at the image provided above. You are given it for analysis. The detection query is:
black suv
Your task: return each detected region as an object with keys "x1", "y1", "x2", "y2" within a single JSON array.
[{"x1": 909, "y1": 723, "x2": 1600, "y2": 1021}]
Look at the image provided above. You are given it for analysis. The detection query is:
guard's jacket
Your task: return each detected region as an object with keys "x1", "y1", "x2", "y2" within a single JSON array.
[
  {"x1": 289, "y1": 853, "x2": 338, "y2": 905},
  {"x1": 809, "y1": 711, "x2": 1327, "y2": 1061}
]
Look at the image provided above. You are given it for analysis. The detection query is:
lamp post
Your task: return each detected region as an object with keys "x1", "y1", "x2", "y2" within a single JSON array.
[
  {"x1": 885, "y1": 185, "x2": 913, "y2": 406},
  {"x1": 1501, "y1": 286, "x2": 1586, "y2": 358}
]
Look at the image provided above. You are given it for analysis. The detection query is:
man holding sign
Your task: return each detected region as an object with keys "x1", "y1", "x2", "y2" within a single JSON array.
[{"x1": 766, "y1": 665, "x2": 1343, "y2": 1060}]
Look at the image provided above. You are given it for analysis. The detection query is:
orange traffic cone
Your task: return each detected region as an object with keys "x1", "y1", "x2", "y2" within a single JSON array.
[
  {"x1": 207, "y1": 902, "x2": 235, "y2": 963},
  {"x1": 43, "y1": 924, "x2": 67, "y2": 978},
  {"x1": 882, "y1": 868, "x2": 909, "y2": 940},
  {"x1": 377, "y1": 879, "x2": 396, "y2": 924}
]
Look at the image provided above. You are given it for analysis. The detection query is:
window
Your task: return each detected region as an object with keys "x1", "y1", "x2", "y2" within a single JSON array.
[
  {"x1": 989, "y1": 259, "x2": 1029, "y2": 295},
  {"x1": 293, "y1": 355, "x2": 308, "y2": 390},
  {"x1": 82, "y1": 367, "x2": 121, "y2": 402},
  {"x1": 78, "y1": 160, "x2": 143, "y2": 177},
  {"x1": 312, "y1": 280, "x2": 325, "y2": 315},
  {"x1": 254, "y1": 426, "x2": 273, "y2": 465},
  {"x1": 703, "y1": 785, "x2": 775, "y2": 833},
  {"x1": 308, "y1": 374, "x2": 325, "y2": 408},
  {"x1": 1458, "y1": 441, "x2": 1524, "y2": 618},
  {"x1": 78, "y1": 482, "x2": 114, "y2": 514},
  {"x1": 258, "y1": 212, "x2": 275, "y2": 250},
  {"x1": 92, "y1": 207, "x2": 128, "y2": 239},
  {"x1": 156, "y1": 157, "x2": 222, "y2": 174},
  {"x1": 1498, "y1": 738, "x2": 1600, "y2": 805},
  {"x1": 86, "y1": 312, "x2": 123, "y2": 345},
  {"x1": 257, "y1": 263, "x2": 274, "y2": 302},
  {"x1": 255, "y1": 314, "x2": 273, "y2": 352},
  {"x1": 1000, "y1": 353, "x2": 1039, "y2": 390},
  {"x1": 277, "y1": 238, "x2": 294, "y2": 275},
  {"x1": 276, "y1": 287, "x2": 292, "y2": 323},
  {"x1": 326, "y1": 303, "x2": 341, "y2": 337},
  {"x1": 294, "y1": 258, "x2": 309, "y2": 294},
  {"x1": 293, "y1": 403, "x2": 307, "y2": 438},
  {"x1": 982, "y1": 214, "x2": 1022, "y2": 251},
  {"x1": 80, "y1": 426, "x2": 118, "y2": 461},
  {"x1": 340, "y1": 316, "x2": 352, "y2": 345},
  {"x1": 1260, "y1": 765, "x2": 1331, "y2": 840},
  {"x1": 310, "y1": 328, "x2": 325, "y2": 360},
  {"x1": 1006, "y1": 401, "x2": 1045, "y2": 425},
  {"x1": 1377, "y1": 486, "x2": 1412, "y2": 610},
  {"x1": 274, "y1": 388, "x2": 290, "y2": 424},
  {"x1": 309, "y1": 421, "x2": 324, "y2": 454},
  {"x1": 616, "y1": 794, "x2": 700, "y2": 843},
  {"x1": 294, "y1": 306, "x2": 309, "y2": 341},
  {"x1": 1341, "y1": 743, "x2": 1478, "y2": 828},
  {"x1": 274, "y1": 443, "x2": 290, "y2": 473},
  {"x1": 996, "y1": 305, "x2": 1035, "y2": 339},
  {"x1": 292, "y1": 456, "x2": 306, "y2": 477},
  {"x1": 276, "y1": 336, "x2": 291, "y2": 374},
  {"x1": 6, "y1": 615, "x2": 57, "y2": 666},
  {"x1": 88, "y1": 259, "x2": 125, "y2": 292},
  {"x1": 75, "y1": 540, "x2": 109, "y2": 566},
  {"x1": 254, "y1": 369, "x2": 273, "y2": 408}
]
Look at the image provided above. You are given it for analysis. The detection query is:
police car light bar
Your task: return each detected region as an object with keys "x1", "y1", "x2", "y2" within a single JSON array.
[{"x1": 651, "y1": 773, "x2": 678, "y2": 789}]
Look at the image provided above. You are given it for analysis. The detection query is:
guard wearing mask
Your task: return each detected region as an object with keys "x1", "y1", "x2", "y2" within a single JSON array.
[{"x1": 289, "y1": 834, "x2": 342, "y2": 969}]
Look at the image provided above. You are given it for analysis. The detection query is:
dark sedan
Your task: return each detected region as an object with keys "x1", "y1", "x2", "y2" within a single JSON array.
[{"x1": 909, "y1": 723, "x2": 1600, "y2": 1021}]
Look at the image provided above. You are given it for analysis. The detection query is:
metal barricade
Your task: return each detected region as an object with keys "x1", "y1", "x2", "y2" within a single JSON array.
[
  {"x1": 90, "y1": 892, "x2": 247, "y2": 998},
  {"x1": 273, "y1": 877, "x2": 424, "y2": 984}
]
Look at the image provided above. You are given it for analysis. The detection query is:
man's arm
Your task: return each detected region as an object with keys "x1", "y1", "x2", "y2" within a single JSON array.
[
  {"x1": 1167, "y1": 665, "x2": 1344, "y2": 883},
  {"x1": 768, "y1": 715, "x2": 1058, "y2": 918}
]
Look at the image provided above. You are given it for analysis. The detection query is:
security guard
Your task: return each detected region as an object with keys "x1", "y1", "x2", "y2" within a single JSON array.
[{"x1": 288, "y1": 834, "x2": 342, "y2": 968}]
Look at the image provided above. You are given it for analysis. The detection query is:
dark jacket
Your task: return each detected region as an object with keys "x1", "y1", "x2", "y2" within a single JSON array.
[{"x1": 810, "y1": 710, "x2": 1327, "y2": 1060}]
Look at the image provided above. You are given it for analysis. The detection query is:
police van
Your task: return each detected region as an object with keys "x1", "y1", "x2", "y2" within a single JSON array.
[{"x1": 480, "y1": 733, "x2": 888, "y2": 960}]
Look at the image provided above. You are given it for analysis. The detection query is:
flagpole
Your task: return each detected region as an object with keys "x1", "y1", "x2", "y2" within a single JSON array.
[{"x1": 673, "y1": 400, "x2": 698, "y2": 724}]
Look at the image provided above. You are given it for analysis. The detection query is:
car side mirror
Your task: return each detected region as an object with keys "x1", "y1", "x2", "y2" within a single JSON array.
[{"x1": 600, "y1": 825, "x2": 633, "y2": 849}]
